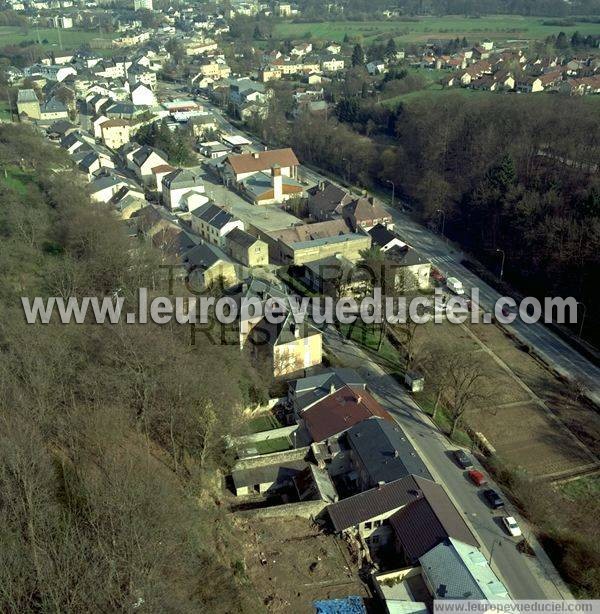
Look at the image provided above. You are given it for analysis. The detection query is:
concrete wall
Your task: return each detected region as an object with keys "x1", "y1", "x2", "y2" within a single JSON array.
[
  {"x1": 235, "y1": 424, "x2": 299, "y2": 446},
  {"x1": 234, "y1": 445, "x2": 309, "y2": 470},
  {"x1": 234, "y1": 499, "x2": 328, "y2": 520}
]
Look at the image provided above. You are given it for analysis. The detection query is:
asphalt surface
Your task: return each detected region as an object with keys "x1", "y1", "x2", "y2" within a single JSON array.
[
  {"x1": 319, "y1": 322, "x2": 573, "y2": 600},
  {"x1": 182, "y1": 91, "x2": 600, "y2": 405},
  {"x1": 158, "y1": 85, "x2": 586, "y2": 597}
]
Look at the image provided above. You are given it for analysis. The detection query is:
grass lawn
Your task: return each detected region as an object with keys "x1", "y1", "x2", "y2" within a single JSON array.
[
  {"x1": 0, "y1": 166, "x2": 34, "y2": 196},
  {"x1": 0, "y1": 100, "x2": 13, "y2": 122},
  {"x1": 412, "y1": 390, "x2": 472, "y2": 447},
  {"x1": 253, "y1": 436, "x2": 292, "y2": 454},
  {"x1": 0, "y1": 26, "x2": 114, "y2": 51},
  {"x1": 560, "y1": 474, "x2": 600, "y2": 501},
  {"x1": 274, "y1": 15, "x2": 600, "y2": 44},
  {"x1": 338, "y1": 320, "x2": 402, "y2": 369},
  {"x1": 247, "y1": 414, "x2": 282, "y2": 433}
]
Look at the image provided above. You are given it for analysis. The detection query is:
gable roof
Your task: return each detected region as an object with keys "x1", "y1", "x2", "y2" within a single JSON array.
[
  {"x1": 191, "y1": 202, "x2": 237, "y2": 230},
  {"x1": 327, "y1": 474, "x2": 436, "y2": 532},
  {"x1": 132, "y1": 145, "x2": 167, "y2": 168},
  {"x1": 368, "y1": 223, "x2": 404, "y2": 249},
  {"x1": 419, "y1": 538, "x2": 508, "y2": 600},
  {"x1": 344, "y1": 196, "x2": 390, "y2": 222},
  {"x1": 390, "y1": 489, "x2": 478, "y2": 562},
  {"x1": 302, "y1": 387, "x2": 391, "y2": 442},
  {"x1": 346, "y1": 417, "x2": 433, "y2": 484},
  {"x1": 226, "y1": 148, "x2": 299, "y2": 175},
  {"x1": 267, "y1": 219, "x2": 353, "y2": 246},
  {"x1": 307, "y1": 180, "x2": 352, "y2": 216},
  {"x1": 226, "y1": 227, "x2": 260, "y2": 249},
  {"x1": 162, "y1": 167, "x2": 204, "y2": 189}
]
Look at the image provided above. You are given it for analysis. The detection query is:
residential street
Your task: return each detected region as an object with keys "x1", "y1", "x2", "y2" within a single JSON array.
[
  {"x1": 318, "y1": 322, "x2": 574, "y2": 601},
  {"x1": 192, "y1": 94, "x2": 600, "y2": 406}
]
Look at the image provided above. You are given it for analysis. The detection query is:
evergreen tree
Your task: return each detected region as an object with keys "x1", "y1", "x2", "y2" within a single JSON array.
[
  {"x1": 556, "y1": 31, "x2": 569, "y2": 49},
  {"x1": 385, "y1": 37, "x2": 397, "y2": 59},
  {"x1": 351, "y1": 43, "x2": 364, "y2": 67}
]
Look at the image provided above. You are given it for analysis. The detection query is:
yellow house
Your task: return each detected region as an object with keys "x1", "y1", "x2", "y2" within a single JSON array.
[
  {"x1": 225, "y1": 228, "x2": 269, "y2": 267},
  {"x1": 100, "y1": 118, "x2": 131, "y2": 150},
  {"x1": 16, "y1": 89, "x2": 41, "y2": 120}
]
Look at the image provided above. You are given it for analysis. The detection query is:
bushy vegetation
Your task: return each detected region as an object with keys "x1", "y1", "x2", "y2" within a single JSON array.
[
  {"x1": 0, "y1": 124, "x2": 264, "y2": 612},
  {"x1": 253, "y1": 90, "x2": 600, "y2": 344}
]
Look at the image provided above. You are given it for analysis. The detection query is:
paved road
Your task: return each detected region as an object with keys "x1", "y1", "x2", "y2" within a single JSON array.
[
  {"x1": 318, "y1": 322, "x2": 573, "y2": 601},
  {"x1": 178, "y1": 89, "x2": 600, "y2": 404},
  {"x1": 160, "y1": 84, "x2": 579, "y2": 598}
]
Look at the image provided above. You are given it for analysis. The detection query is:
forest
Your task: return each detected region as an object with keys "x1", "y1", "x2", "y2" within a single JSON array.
[
  {"x1": 0, "y1": 124, "x2": 264, "y2": 612},
  {"x1": 251, "y1": 88, "x2": 600, "y2": 344}
]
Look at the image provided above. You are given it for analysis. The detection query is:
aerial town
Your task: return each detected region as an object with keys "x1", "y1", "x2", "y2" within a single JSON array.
[{"x1": 0, "y1": 0, "x2": 599, "y2": 611}]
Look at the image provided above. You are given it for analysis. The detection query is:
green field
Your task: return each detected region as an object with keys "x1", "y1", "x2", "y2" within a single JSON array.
[
  {"x1": 247, "y1": 414, "x2": 282, "y2": 433},
  {"x1": 560, "y1": 474, "x2": 600, "y2": 501},
  {"x1": 0, "y1": 166, "x2": 34, "y2": 195},
  {"x1": 274, "y1": 15, "x2": 600, "y2": 44},
  {"x1": 0, "y1": 26, "x2": 114, "y2": 51},
  {"x1": 253, "y1": 436, "x2": 292, "y2": 454}
]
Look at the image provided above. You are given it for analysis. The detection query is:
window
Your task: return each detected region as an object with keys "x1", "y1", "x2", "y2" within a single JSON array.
[
  {"x1": 373, "y1": 520, "x2": 381, "y2": 528},
  {"x1": 363, "y1": 521, "x2": 372, "y2": 530}
]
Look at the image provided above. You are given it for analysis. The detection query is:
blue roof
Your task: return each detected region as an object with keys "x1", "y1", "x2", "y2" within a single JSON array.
[{"x1": 313, "y1": 596, "x2": 366, "y2": 614}]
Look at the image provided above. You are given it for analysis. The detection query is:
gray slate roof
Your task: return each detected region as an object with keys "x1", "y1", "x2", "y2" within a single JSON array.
[
  {"x1": 419, "y1": 538, "x2": 508, "y2": 600},
  {"x1": 191, "y1": 202, "x2": 236, "y2": 230},
  {"x1": 327, "y1": 474, "x2": 436, "y2": 532},
  {"x1": 346, "y1": 417, "x2": 432, "y2": 485}
]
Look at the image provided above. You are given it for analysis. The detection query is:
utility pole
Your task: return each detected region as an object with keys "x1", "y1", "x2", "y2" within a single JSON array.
[
  {"x1": 496, "y1": 248, "x2": 506, "y2": 280},
  {"x1": 57, "y1": 23, "x2": 63, "y2": 51},
  {"x1": 488, "y1": 539, "x2": 501, "y2": 565},
  {"x1": 436, "y1": 208, "x2": 446, "y2": 238},
  {"x1": 386, "y1": 179, "x2": 395, "y2": 209},
  {"x1": 577, "y1": 302, "x2": 587, "y2": 338}
]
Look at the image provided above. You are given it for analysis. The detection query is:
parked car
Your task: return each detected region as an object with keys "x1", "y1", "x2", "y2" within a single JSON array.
[
  {"x1": 502, "y1": 515, "x2": 522, "y2": 537},
  {"x1": 446, "y1": 276, "x2": 465, "y2": 295},
  {"x1": 431, "y1": 268, "x2": 446, "y2": 283},
  {"x1": 468, "y1": 469, "x2": 487, "y2": 486},
  {"x1": 453, "y1": 449, "x2": 473, "y2": 469},
  {"x1": 483, "y1": 489, "x2": 504, "y2": 509}
]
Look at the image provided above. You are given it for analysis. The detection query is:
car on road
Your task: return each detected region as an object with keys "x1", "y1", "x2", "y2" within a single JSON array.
[
  {"x1": 467, "y1": 469, "x2": 487, "y2": 486},
  {"x1": 431, "y1": 268, "x2": 445, "y2": 283},
  {"x1": 453, "y1": 449, "x2": 473, "y2": 469},
  {"x1": 483, "y1": 489, "x2": 505, "y2": 509},
  {"x1": 502, "y1": 515, "x2": 522, "y2": 537}
]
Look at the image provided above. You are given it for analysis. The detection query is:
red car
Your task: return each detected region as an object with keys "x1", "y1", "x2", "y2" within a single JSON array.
[
  {"x1": 431, "y1": 268, "x2": 446, "y2": 283},
  {"x1": 468, "y1": 469, "x2": 487, "y2": 486}
]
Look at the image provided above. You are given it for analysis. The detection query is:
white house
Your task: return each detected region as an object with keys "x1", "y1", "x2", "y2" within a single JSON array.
[
  {"x1": 131, "y1": 83, "x2": 156, "y2": 106},
  {"x1": 130, "y1": 146, "x2": 169, "y2": 185},
  {"x1": 161, "y1": 167, "x2": 206, "y2": 210}
]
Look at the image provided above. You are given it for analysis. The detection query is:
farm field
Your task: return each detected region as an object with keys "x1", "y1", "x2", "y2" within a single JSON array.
[
  {"x1": 274, "y1": 15, "x2": 600, "y2": 44},
  {"x1": 410, "y1": 319, "x2": 600, "y2": 478},
  {"x1": 0, "y1": 26, "x2": 114, "y2": 50}
]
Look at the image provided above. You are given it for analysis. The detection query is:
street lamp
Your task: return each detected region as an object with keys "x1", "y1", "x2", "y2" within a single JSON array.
[
  {"x1": 488, "y1": 538, "x2": 502, "y2": 565},
  {"x1": 436, "y1": 209, "x2": 446, "y2": 238},
  {"x1": 577, "y1": 301, "x2": 587, "y2": 338},
  {"x1": 386, "y1": 179, "x2": 395, "y2": 209},
  {"x1": 496, "y1": 248, "x2": 506, "y2": 280}
]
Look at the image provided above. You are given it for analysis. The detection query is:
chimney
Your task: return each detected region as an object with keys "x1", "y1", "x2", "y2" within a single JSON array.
[
  {"x1": 368, "y1": 196, "x2": 375, "y2": 206},
  {"x1": 329, "y1": 382, "x2": 335, "y2": 394},
  {"x1": 356, "y1": 395, "x2": 362, "y2": 404},
  {"x1": 252, "y1": 152, "x2": 260, "y2": 159},
  {"x1": 272, "y1": 164, "x2": 283, "y2": 202}
]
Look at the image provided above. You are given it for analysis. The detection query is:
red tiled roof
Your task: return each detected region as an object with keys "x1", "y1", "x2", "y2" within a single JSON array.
[
  {"x1": 302, "y1": 385, "x2": 392, "y2": 442},
  {"x1": 227, "y1": 148, "x2": 299, "y2": 176}
]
